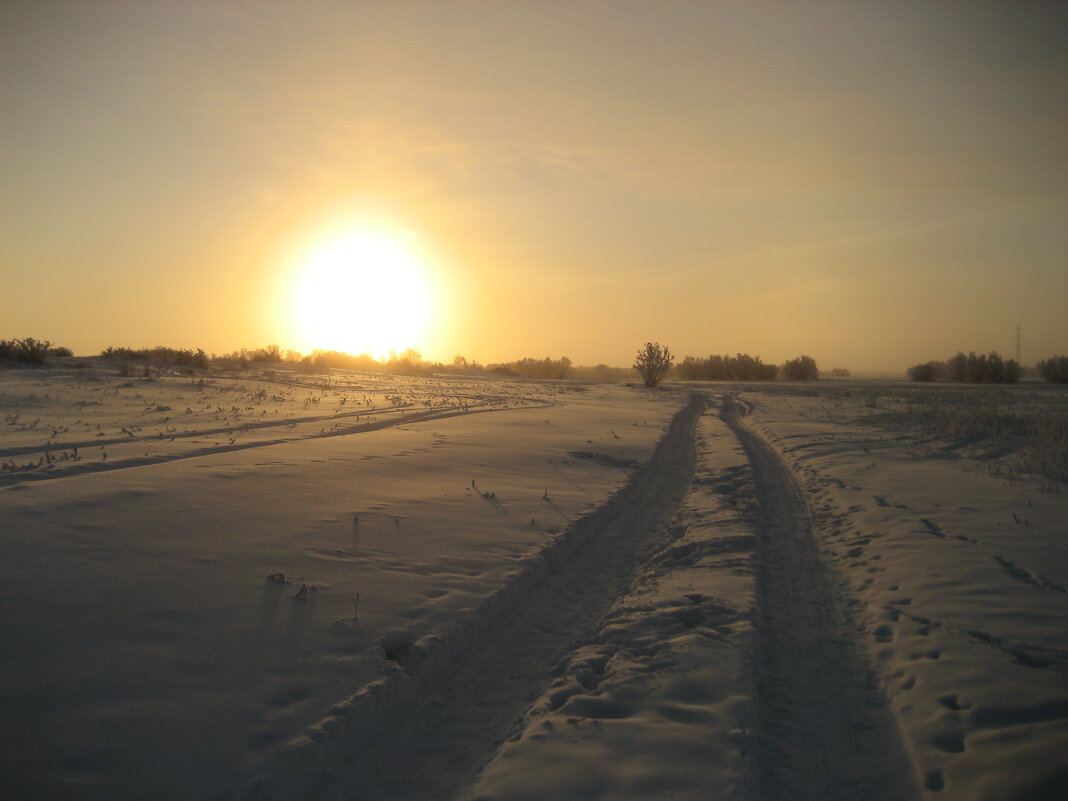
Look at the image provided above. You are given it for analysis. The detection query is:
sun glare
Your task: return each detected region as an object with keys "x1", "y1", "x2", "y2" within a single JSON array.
[{"x1": 289, "y1": 229, "x2": 435, "y2": 359}]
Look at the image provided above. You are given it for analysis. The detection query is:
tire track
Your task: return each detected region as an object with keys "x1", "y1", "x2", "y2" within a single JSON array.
[
  {"x1": 0, "y1": 397, "x2": 529, "y2": 460},
  {"x1": 240, "y1": 395, "x2": 706, "y2": 801},
  {"x1": 722, "y1": 397, "x2": 918, "y2": 801},
  {"x1": 0, "y1": 401, "x2": 537, "y2": 487}
]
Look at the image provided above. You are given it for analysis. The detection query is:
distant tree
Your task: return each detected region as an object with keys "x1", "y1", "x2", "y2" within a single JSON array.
[
  {"x1": 450, "y1": 355, "x2": 484, "y2": 372},
  {"x1": 249, "y1": 345, "x2": 282, "y2": 363},
  {"x1": 311, "y1": 350, "x2": 379, "y2": 371},
  {"x1": 633, "y1": 342, "x2": 673, "y2": 387},
  {"x1": 944, "y1": 351, "x2": 1021, "y2": 383},
  {"x1": 910, "y1": 351, "x2": 1021, "y2": 383},
  {"x1": 782, "y1": 355, "x2": 818, "y2": 380},
  {"x1": 484, "y1": 356, "x2": 572, "y2": 379},
  {"x1": 103, "y1": 345, "x2": 209, "y2": 369},
  {"x1": 1037, "y1": 356, "x2": 1068, "y2": 384},
  {"x1": 907, "y1": 361, "x2": 944, "y2": 382},
  {"x1": 589, "y1": 363, "x2": 621, "y2": 381},
  {"x1": 675, "y1": 352, "x2": 777, "y2": 381},
  {"x1": 1004, "y1": 358, "x2": 1024, "y2": 384},
  {"x1": 384, "y1": 348, "x2": 424, "y2": 373},
  {"x1": 676, "y1": 356, "x2": 703, "y2": 381},
  {"x1": 827, "y1": 367, "x2": 851, "y2": 378}
]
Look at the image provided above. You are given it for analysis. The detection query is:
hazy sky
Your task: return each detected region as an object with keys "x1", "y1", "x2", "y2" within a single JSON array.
[{"x1": 2, "y1": 1, "x2": 1066, "y2": 373}]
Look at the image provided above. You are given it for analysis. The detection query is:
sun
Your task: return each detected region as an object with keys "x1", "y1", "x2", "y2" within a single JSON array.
[{"x1": 288, "y1": 228, "x2": 435, "y2": 359}]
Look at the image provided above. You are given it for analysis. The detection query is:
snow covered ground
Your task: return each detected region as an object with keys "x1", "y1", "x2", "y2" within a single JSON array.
[
  {"x1": 2, "y1": 365, "x2": 1066, "y2": 800},
  {"x1": 738, "y1": 383, "x2": 1068, "y2": 801},
  {"x1": 0, "y1": 363, "x2": 678, "y2": 800}
]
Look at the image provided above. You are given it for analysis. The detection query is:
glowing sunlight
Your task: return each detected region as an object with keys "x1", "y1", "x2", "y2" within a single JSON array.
[{"x1": 288, "y1": 228, "x2": 435, "y2": 358}]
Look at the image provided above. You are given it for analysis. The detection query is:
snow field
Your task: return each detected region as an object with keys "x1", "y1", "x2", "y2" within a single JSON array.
[
  {"x1": 4, "y1": 369, "x2": 1066, "y2": 801},
  {"x1": 740, "y1": 384, "x2": 1068, "y2": 800},
  {"x1": 0, "y1": 365, "x2": 679, "y2": 800},
  {"x1": 460, "y1": 409, "x2": 757, "y2": 801}
]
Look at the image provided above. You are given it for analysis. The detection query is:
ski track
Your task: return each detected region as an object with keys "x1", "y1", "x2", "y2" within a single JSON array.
[
  {"x1": 722, "y1": 396, "x2": 918, "y2": 801},
  {"x1": 240, "y1": 395, "x2": 706, "y2": 801}
]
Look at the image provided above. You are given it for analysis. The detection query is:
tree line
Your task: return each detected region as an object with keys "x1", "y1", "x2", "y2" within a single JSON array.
[
  {"x1": 484, "y1": 356, "x2": 573, "y2": 379},
  {"x1": 675, "y1": 353, "x2": 778, "y2": 380},
  {"x1": 633, "y1": 343, "x2": 820, "y2": 387},
  {"x1": 1036, "y1": 356, "x2": 1068, "y2": 384},
  {"x1": 672, "y1": 352, "x2": 819, "y2": 382},
  {"x1": 908, "y1": 351, "x2": 1068, "y2": 384},
  {"x1": 24, "y1": 335, "x2": 1066, "y2": 387},
  {"x1": 907, "y1": 351, "x2": 1022, "y2": 384}
]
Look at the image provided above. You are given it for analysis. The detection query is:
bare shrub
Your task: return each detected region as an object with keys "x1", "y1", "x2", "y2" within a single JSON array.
[
  {"x1": 633, "y1": 342, "x2": 673, "y2": 387},
  {"x1": 0, "y1": 338, "x2": 57, "y2": 365}
]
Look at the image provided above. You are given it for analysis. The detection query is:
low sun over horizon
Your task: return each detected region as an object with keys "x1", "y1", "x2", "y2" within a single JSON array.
[
  {"x1": 4, "y1": 7, "x2": 1068, "y2": 797},
  {"x1": 2, "y1": 2, "x2": 1066, "y2": 373},
  {"x1": 279, "y1": 220, "x2": 443, "y2": 361}
]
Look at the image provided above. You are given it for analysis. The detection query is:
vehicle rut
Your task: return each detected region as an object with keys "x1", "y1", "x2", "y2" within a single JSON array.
[
  {"x1": 0, "y1": 401, "x2": 535, "y2": 487},
  {"x1": 240, "y1": 394, "x2": 705, "y2": 801},
  {"x1": 722, "y1": 396, "x2": 918, "y2": 801}
]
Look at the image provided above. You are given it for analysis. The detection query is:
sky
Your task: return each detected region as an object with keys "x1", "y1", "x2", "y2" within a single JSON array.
[{"x1": 2, "y1": 0, "x2": 1066, "y2": 374}]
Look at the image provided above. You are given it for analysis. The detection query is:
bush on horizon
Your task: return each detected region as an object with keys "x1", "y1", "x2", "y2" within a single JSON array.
[
  {"x1": 907, "y1": 361, "x2": 944, "y2": 382},
  {"x1": 485, "y1": 356, "x2": 573, "y2": 380},
  {"x1": 0, "y1": 337, "x2": 66, "y2": 365},
  {"x1": 676, "y1": 353, "x2": 778, "y2": 381},
  {"x1": 571, "y1": 363, "x2": 632, "y2": 381},
  {"x1": 450, "y1": 355, "x2": 484, "y2": 372},
  {"x1": 1036, "y1": 356, "x2": 1068, "y2": 384},
  {"x1": 307, "y1": 350, "x2": 380, "y2": 371},
  {"x1": 908, "y1": 351, "x2": 1022, "y2": 384},
  {"x1": 782, "y1": 355, "x2": 819, "y2": 380},
  {"x1": 633, "y1": 342, "x2": 673, "y2": 387},
  {"x1": 103, "y1": 345, "x2": 209, "y2": 369},
  {"x1": 216, "y1": 345, "x2": 285, "y2": 364},
  {"x1": 300, "y1": 348, "x2": 431, "y2": 375}
]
